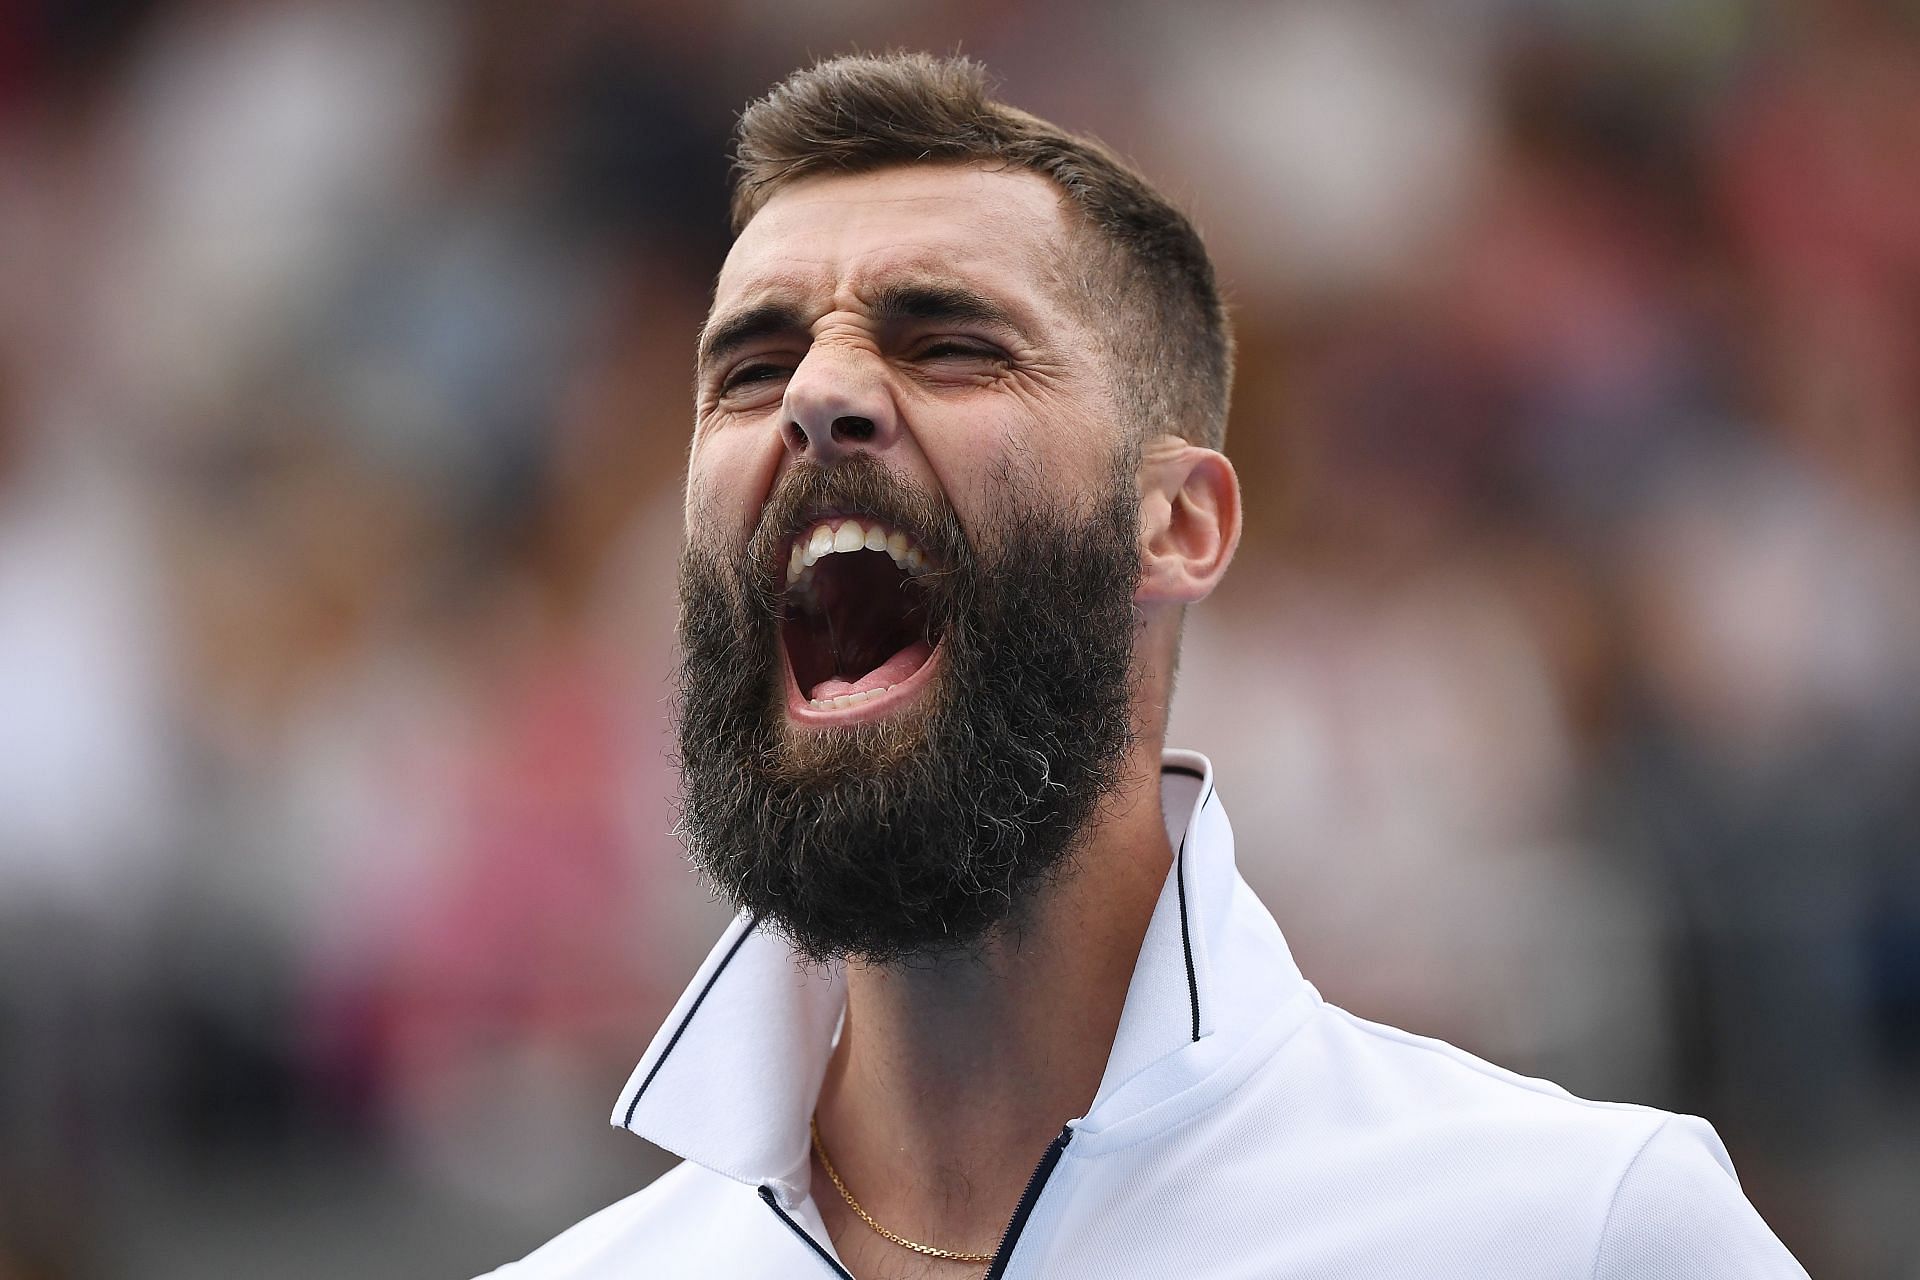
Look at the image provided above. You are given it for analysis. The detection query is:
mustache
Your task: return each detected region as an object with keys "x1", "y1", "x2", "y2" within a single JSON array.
[{"x1": 741, "y1": 456, "x2": 973, "y2": 599}]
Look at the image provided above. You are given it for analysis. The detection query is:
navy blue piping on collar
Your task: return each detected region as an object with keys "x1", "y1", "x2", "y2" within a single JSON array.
[
  {"x1": 1160, "y1": 763, "x2": 1210, "y2": 1043},
  {"x1": 1174, "y1": 829, "x2": 1201, "y2": 1043},
  {"x1": 759, "y1": 1185, "x2": 856, "y2": 1279},
  {"x1": 983, "y1": 1125, "x2": 1075, "y2": 1280},
  {"x1": 622, "y1": 913, "x2": 761, "y2": 1130}
]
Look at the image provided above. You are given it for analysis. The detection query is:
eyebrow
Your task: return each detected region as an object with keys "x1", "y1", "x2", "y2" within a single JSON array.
[
  {"x1": 868, "y1": 281, "x2": 1023, "y2": 335},
  {"x1": 696, "y1": 301, "x2": 806, "y2": 375},
  {"x1": 697, "y1": 282, "x2": 1027, "y2": 374}
]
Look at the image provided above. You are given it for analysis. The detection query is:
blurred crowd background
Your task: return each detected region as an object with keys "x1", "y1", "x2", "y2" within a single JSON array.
[{"x1": 0, "y1": 0, "x2": 1915, "y2": 1276}]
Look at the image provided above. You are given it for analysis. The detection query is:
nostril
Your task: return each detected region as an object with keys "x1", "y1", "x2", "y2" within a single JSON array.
[
  {"x1": 833, "y1": 416, "x2": 876, "y2": 444},
  {"x1": 786, "y1": 421, "x2": 808, "y2": 450}
]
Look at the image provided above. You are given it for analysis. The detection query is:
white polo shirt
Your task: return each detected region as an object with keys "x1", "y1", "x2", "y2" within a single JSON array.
[{"x1": 485, "y1": 751, "x2": 1806, "y2": 1278}]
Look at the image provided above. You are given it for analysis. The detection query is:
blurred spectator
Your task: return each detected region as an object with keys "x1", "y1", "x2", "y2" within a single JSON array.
[{"x1": 1, "y1": 2, "x2": 1916, "y2": 1276}]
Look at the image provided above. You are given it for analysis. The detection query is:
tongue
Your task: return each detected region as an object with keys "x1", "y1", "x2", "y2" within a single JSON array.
[{"x1": 808, "y1": 639, "x2": 934, "y2": 702}]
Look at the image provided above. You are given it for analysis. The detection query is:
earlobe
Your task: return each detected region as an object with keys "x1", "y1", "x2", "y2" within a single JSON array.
[{"x1": 1136, "y1": 440, "x2": 1241, "y2": 605}]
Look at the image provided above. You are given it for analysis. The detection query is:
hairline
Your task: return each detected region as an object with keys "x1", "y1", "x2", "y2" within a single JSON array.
[{"x1": 732, "y1": 157, "x2": 1112, "y2": 303}]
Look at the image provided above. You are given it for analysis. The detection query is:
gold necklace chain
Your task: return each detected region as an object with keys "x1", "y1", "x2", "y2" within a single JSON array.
[{"x1": 809, "y1": 1117, "x2": 994, "y2": 1265}]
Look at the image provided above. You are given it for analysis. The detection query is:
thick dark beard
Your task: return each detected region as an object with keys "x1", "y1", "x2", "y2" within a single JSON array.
[{"x1": 673, "y1": 453, "x2": 1141, "y2": 965}]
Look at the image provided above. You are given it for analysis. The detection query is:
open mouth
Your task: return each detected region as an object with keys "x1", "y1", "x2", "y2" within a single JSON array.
[{"x1": 780, "y1": 514, "x2": 943, "y2": 721}]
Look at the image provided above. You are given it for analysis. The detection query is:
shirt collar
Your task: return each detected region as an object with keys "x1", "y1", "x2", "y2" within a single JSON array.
[{"x1": 611, "y1": 749, "x2": 1308, "y2": 1205}]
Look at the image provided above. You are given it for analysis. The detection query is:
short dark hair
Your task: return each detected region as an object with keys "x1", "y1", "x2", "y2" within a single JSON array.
[{"x1": 730, "y1": 53, "x2": 1234, "y2": 452}]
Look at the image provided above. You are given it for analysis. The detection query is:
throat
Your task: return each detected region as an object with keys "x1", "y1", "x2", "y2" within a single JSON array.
[
  {"x1": 782, "y1": 545, "x2": 937, "y2": 708},
  {"x1": 811, "y1": 796, "x2": 1174, "y2": 1212}
]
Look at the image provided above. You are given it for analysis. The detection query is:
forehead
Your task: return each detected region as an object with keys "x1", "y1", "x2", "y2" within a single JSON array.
[{"x1": 714, "y1": 164, "x2": 1078, "y2": 319}]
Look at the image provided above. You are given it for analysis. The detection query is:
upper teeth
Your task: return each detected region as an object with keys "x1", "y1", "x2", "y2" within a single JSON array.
[{"x1": 785, "y1": 517, "x2": 929, "y2": 590}]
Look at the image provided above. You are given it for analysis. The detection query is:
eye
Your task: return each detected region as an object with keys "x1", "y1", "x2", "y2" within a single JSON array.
[
  {"x1": 720, "y1": 360, "x2": 793, "y2": 394},
  {"x1": 911, "y1": 339, "x2": 1004, "y2": 363}
]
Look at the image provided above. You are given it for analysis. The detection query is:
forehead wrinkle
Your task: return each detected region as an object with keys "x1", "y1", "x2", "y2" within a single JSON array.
[{"x1": 720, "y1": 174, "x2": 1074, "y2": 312}]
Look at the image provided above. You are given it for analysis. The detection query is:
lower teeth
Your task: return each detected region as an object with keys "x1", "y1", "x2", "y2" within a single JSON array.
[{"x1": 809, "y1": 685, "x2": 893, "y2": 711}]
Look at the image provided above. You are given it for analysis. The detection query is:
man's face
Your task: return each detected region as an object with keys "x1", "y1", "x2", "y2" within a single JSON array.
[
  {"x1": 675, "y1": 165, "x2": 1142, "y2": 962},
  {"x1": 688, "y1": 164, "x2": 1124, "y2": 591}
]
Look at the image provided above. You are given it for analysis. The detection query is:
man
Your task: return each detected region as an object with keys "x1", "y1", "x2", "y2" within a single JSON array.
[{"x1": 487, "y1": 53, "x2": 1806, "y2": 1279}]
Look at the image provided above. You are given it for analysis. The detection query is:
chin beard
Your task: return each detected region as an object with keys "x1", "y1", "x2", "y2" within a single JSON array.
[{"x1": 672, "y1": 453, "x2": 1141, "y2": 965}]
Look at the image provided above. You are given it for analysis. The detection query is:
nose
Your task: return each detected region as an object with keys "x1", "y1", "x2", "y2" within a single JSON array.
[{"x1": 780, "y1": 344, "x2": 901, "y2": 463}]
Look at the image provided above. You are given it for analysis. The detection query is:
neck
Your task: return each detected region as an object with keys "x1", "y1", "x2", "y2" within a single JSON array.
[{"x1": 810, "y1": 739, "x2": 1174, "y2": 1263}]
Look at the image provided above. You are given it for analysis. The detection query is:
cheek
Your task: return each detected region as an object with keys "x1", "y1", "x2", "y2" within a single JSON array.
[
  {"x1": 685, "y1": 425, "x2": 783, "y2": 550},
  {"x1": 926, "y1": 406, "x2": 1116, "y2": 520},
  {"x1": 906, "y1": 421, "x2": 1011, "y2": 540}
]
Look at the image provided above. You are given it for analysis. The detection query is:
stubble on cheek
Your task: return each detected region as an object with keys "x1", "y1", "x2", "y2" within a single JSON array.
[{"x1": 680, "y1": 468, "x2": 737, "y2": 565}]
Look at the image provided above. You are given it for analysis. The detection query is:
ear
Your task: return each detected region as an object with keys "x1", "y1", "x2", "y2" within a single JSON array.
[{"x1": 1136, "y1": 435, "x2": 1241, "y2": 605}]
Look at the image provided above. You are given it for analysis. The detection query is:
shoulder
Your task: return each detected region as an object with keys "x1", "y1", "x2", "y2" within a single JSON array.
[
  {"x1": 1591, "y1": 1115, "x2": 1809, "y2": 1277},
  {"x1": 475, "y1": 1161, "x2": 747, "y2": 1280},
  {"x1": 1304, "y1": 1002, "x2": 1657, "y2": 1110},
  {"x1": 1263, "y1": 1003, "x2": 1806, "y2": 1273},
  {"x1": 1289, "y1": 1001, "x2": 1684, "y2": 1153}
]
